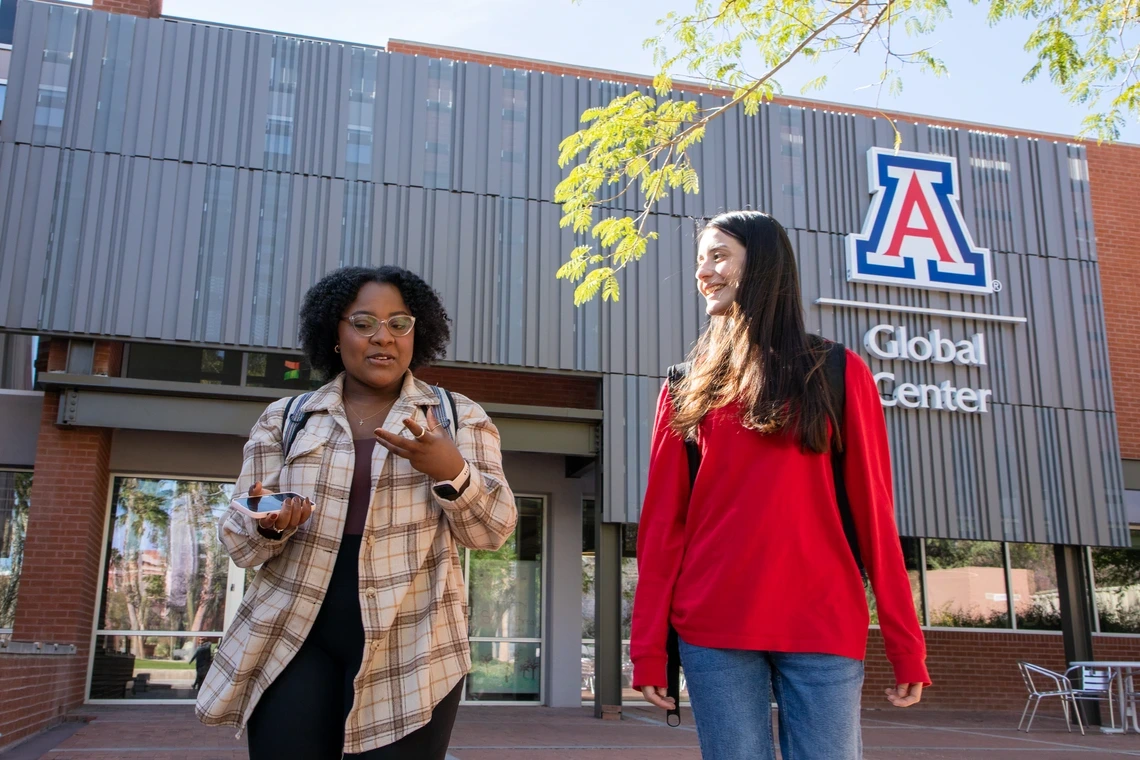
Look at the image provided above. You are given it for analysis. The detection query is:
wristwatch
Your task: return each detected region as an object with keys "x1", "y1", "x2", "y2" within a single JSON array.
[{"x1": 433, "y1": 461, "x2": 471, "y2": 501}]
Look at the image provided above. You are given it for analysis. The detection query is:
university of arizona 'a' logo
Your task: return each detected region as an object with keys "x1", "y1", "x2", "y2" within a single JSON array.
[{"x1": 847, "y1": 147, "x2": 993, "y2": 295}]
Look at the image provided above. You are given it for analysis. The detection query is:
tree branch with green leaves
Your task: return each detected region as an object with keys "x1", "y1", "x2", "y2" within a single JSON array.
[{"x1": 556, "y1": 0, "x2": 1138, "y2": 306}]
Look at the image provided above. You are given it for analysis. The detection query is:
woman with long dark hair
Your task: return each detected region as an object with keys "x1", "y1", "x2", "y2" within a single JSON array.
[
  {"x1": 196, "y1": 266, "x2": 517, "y2": 759},
  {"x1": 631, "y1": 211, "x2": 929, "y2": 759}
]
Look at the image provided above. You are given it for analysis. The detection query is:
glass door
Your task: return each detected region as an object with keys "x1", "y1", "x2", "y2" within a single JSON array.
[{"x1": 463, "y1": 495, "x2": 545, "y2": 703}]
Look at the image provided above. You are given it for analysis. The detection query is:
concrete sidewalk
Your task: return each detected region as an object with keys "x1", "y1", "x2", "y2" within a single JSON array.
[{"x1": 5, "y1": 703, "x2": 1140, "y2": 759}]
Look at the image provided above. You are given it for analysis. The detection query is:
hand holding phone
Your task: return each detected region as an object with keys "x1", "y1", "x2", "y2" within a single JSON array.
[{"x1": 231, "y1": 482, "x2": 314, "y2": 532}]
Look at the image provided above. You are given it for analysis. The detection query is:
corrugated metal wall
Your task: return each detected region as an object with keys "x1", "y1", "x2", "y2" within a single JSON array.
[{"x1": 0, "y1": 2, "x2": 1125, "y2": 543}]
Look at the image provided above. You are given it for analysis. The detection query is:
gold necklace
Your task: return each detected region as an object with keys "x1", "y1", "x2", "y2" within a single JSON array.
[{"x1": 343, "y1": 397, "x2": 396, "y2": 427}]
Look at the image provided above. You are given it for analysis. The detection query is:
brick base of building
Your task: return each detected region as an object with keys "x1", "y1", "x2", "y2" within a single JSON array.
[
  {"x1": 0, "y1": 654, "x2": 90, "y2": 749},
  {"x1": 863, "y1": 628, "x2": 1140, "y2": 712}
]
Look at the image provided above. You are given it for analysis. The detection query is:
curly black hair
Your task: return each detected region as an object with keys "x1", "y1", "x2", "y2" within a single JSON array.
[{"x1": 299, "y1": 266, "x2": 451, "y2": 377}]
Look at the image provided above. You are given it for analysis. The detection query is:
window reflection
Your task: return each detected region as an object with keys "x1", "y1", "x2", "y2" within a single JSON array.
[
  {"x1": 467, "y1": 641, "x2": 539, "y2": 702},
  {"x1": 91, "y1": 634, "x2": 221, "y2": 700},
  {"x1": 34, "y1": 8, "x2": 77, "y2": 144},
  {"x1": 0, "y1": 0, "x2": 17, "y2": 47},
  {"x1": 0, "y1": 471, "x2": 31, "y2": 632},
  {"x1": 867, "y1": 536, "x2": 924, "y2": 626},
  {"x1": 424, "y1": 59, "x2": 454, "y2": 188},
  {"x1": 346, "y1": 48, "x2": 377, "y2": 178},
  {"x1": 93, "y1": 14, "x2": 134, "y2": 150},
  {"x1": 468, "y1": 497, "x2": 542, "y2": 639},
  {"x1": 245, "y1": 352, "x2": 323, "y2": 391},
  {"x1": 464, "y1": 495, "x2": 544, "y2": 703},
  {"x1": 126, "y1": 344, "x2": 242, "y2": 386},
  {"x1": 500, "y1": 70, "x2": 527, "y2": 194},
  {"x1": 265, "y1": 37, "x2": 299, "y2": 170},
  {"x1": 1009, "y1": 543, "x2": 1062, "y2": 631},
  {"x1": 1091, "y1": 530, "x2": 1140, "y2": 634},
  {"x1": 924, "y1": 539, "x2": 1010, "y2": 628},
  {"x1": 99, "y1": 478, "x2": 235, "y2": 634}
]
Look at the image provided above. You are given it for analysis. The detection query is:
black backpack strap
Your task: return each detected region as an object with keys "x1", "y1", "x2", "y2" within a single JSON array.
[
  {"x1": 281, "y1": 392, "x2": 314, "y2": 459},
  {"x1": 667, "y1": 363, "x2": 701, "y2": 490},
  {"x1": 823, "y1": 342, "x2": 866, "y2": 578},
  {"x1": 663, "y1": 362, "x2": 694, "y2": 727}
]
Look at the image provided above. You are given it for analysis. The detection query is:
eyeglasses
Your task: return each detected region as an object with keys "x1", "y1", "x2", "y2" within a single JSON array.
[{"x1": 341, "y1": 314, "x2": 416, "y2": 338}]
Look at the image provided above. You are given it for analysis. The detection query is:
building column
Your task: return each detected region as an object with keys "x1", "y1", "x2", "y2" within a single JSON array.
[
  {"x1": 1056, "y1": 544, "x2": 1099, "y2": 725},
  {"x1": 593, "y1": 484, "x2": 623, "y2": 719},
  {"x1": 0, "y1": 392, "x2": 113, "y2": 748}
]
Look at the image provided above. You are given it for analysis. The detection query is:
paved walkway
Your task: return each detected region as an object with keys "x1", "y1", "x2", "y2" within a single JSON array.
[{"x1": 5, "y1": 704, "x2": 1140, "y2": 759}]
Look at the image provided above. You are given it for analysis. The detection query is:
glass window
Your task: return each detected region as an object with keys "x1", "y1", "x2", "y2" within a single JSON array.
[
  {"x1": 264, "y1": 37, "x2": 299, "y2": 170},
  {"x1": 867, "y1": 536, "x2": 924, "y2": 626},
  {"x1": 924, "y1": 539, "x2": 1010, "y2": 628},
  {"x1": 424, "y1": 59, "x2": 454, "y2": 188},
  {"x1": 91, "y1": 634, "x2": 222, "y2": 700},
  {"x1": 467, "y1": 641, "x2": 540, "y2": 702},
  {"x1": 465, "y1": 495, "x2": 543, "y2": 703},
  {"x1": 33, "y1": 7, "x2": 78, "y2": 144},
  {"x1": 245, "y1": 352, "x2": 324, "y2": 391},
  {"x1": 0, "y1": 82, "x2": 7, "y2": 120},
  {"x1": 196, "y1": 166, "x2": 236, "y2": 343},
  {"x1": 0, "y1": 1, "x2": 17, "y2": 47},
  {"x1": 0, "y1": 471, "x2": 32, "y2": 636},
  {"x1": 1008, "y1": 543, "x2": 1062, "y2": 631},
  {"x1": 500, "y1": 69, "x2": 527, "y2": 192},
  {"x1": 467, "y1": 497, "x2": 542, "y2": 640},
  {"x1": 340, "y1": 181, "x2": 373, "y2": 267},
  {"x1": 346, "y1": 47, "x2": 377, "y2": 179},
  {"x1": 251, "y1": 174, "x2": 290, "y2": 344},
  {"x1": 1091, "y1": 530, "x2": 1140, "y2": 634},
  {"x1": 93, "y1": 14, "x2": 134, "y2": 151},
  {"x1": 126, "y1": 344, "x2": 243, "y2": 386},
  {"x1": 93, "y1": 477, "x2": 239, "y2": 700},
  {"x1": 98, "y1": 478, "x2": 236, "y2": 634}
]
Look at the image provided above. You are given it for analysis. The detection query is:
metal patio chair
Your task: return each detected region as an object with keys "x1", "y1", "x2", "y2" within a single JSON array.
[
  {"x1": 1066, "y1": 663, "x2": 1118, "y2": 730},
  {"x1": 1017, "y1": 661, "x2": 1085, "y2": 735}
]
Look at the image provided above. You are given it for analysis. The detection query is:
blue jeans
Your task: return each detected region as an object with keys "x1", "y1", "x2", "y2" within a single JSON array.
[{"x1": 679, "y1": 638, "x2": 864, "y2": 760}]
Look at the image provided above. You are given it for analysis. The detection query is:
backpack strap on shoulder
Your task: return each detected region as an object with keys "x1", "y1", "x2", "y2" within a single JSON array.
[
  {"x1": 822, "y1": 341, "x2": 865, "y2": 578},
  {"x1": 666, "y1": 362, "x2": 700, "y2": 490},
  {"x1": 427, "y1": 384, "x2": 458, "y2": 441},
  {"x1": 663, "y1": 361, "x2": 693, "y2": 728},
  {"x1": 281, "y1": 392, "x2": 314, "y2": 459}
]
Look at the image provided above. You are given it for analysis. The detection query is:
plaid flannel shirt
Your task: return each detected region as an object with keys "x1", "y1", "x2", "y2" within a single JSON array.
[{"x1": 195, "y1": 372, "x2": 517, "y2": 752}]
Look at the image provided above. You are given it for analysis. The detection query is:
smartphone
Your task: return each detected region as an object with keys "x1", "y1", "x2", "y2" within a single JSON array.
[{"x1": 229, "y1": 491, "x2": 309, "y2": 519}]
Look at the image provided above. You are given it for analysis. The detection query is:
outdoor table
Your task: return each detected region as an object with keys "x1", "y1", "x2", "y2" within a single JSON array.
[{"x1": 1069, "y1": 661, "x2": 1140, "y2": 734}]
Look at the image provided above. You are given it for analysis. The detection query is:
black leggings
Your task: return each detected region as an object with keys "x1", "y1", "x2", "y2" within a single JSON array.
[{"x1": 248, "y1": 536, "x2": 464, "y2": 759}]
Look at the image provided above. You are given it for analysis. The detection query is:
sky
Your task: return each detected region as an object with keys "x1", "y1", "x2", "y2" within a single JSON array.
[{"x1": 148, "y1": 0, "x2": 1140, "y2": 145}]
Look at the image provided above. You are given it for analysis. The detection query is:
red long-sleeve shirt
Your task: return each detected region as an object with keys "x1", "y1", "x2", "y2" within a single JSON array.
[{"x1": 630, "y1": 349, "x2": 930, "y2": 689}]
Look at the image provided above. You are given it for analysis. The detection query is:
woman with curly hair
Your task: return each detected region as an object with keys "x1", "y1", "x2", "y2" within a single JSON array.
[{"x1": 196, "y1": 266, "x2": 518, "y2": 759}]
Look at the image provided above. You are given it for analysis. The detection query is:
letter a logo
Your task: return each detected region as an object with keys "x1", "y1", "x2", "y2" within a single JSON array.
[{"x1": 847, "y1": 148, "x2": 993, "y2": 295}]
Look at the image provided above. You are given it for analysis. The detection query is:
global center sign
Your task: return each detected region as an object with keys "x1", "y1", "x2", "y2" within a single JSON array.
[
  {"x1": 864, "y1": 325, "x2": 993, "y2": 413},
  {"x1": 842, "y1": 147, "x2": 1013, "y2": 415}
]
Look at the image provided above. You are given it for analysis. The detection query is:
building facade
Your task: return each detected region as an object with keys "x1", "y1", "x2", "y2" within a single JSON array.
[{"x1": 1, "y1": 0, "x2": 1140, "y2": 748}]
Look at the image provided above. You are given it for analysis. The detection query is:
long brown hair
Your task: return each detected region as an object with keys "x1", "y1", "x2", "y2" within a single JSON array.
[{"x1": 670, "y1": 211, "x2": 839, "y2": 454}]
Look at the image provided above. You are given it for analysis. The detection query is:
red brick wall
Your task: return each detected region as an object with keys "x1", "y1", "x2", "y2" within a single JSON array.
[
  {"x1": 417, "y1": 365, "x2": 599, "y2": 409},
  {"x1": 1087, "y1": 143, "x2": 1140, "y2": 460},
  {"x1": 0, "y1": 657, "x2": 90, "y2": 750},
  {"x1": 0, "y1": 393, "x2": 113, "y2": 748},
  {"x1": 92, "y1": 341, "x2": 124, "y2": 378},
  {"x1": 862, "y1": 628, "x2": 1140, "y2": 711},
  {"x1": 91, "y1": 0, "x2": 163, "y2": 17}
]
